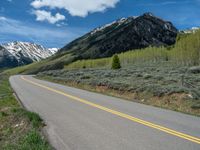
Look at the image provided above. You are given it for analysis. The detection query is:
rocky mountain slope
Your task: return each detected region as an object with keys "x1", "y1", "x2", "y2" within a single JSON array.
[
  {"x1": 60, "y1": 12, "x2": 178, "y2": 59},
  {"x1": 0, "y1": 42, "x2": 58, "y2": 68}
]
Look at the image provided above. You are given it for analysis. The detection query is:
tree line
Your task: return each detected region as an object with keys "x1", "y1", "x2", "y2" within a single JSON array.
[{"x1": 65, "y1": 30, "x2": 200, "y2": 69}]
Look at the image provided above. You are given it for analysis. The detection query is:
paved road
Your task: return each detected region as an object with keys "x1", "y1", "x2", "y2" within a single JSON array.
[{"x1": 10, "y1": 75, "x2": 200, "y2": 150}]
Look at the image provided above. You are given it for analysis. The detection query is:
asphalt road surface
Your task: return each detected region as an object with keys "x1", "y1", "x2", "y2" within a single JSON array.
[{"x1": 10, "y1": 75, "x2": 200, "y2": 150}]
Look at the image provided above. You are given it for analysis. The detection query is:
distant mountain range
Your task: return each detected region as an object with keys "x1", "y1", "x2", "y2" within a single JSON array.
[
  {"x1": 60, "y1": 12, "x2": 178, "y2": 59},
  {"x1": 0, "y1": 42, "x2": 58, "y2": 68},
  {"x1": 181, "y1": 27, "x2": 200, "y2": 34}
]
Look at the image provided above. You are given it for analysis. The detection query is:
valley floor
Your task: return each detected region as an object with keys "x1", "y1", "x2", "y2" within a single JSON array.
[{"x1": 37, "y1": 63, "x2": 200, "y2": 116}]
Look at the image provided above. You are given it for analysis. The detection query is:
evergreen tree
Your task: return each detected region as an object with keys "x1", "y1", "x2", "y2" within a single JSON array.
[{"x1": 112, "y1": 54, "x2": 121, "y2": 69}]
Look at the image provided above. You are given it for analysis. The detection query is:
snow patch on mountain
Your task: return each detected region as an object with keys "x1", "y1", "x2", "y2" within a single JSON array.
[
  {"x1": 1, "y1": 42, "x2": 58, "y2": 62},
  {"x1": 48, "y1": 48, "x2": 59, "y2": 54},
  {"x1": 181, "y1": 27, "x2": 200, "y2": 34},
  {"x1": 91, "y1": 16, "x2": 138, "y2": 35}
]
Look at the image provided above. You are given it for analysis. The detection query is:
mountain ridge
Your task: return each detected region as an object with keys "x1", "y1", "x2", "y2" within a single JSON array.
[
  {"x1": 60, "y1": 12, "x2": 178, "y2": 59},
  {"x1": 0, "y1": 41, "x2": 58, "y2": 68}
]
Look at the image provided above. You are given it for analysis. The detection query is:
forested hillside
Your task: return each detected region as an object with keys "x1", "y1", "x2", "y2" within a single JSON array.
[{"x1": 65, "y1": 30, "x2": 200, "y2": 69}]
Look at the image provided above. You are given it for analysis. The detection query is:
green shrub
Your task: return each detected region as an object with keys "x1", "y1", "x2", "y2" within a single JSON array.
[
  {"x1": 188, "y1": 66, "x2": 200, "y2": 74},
  {"x1": 12, "y1": 108, "x2": 43, "y2": 128},
  {"x1": 111, "y1": 55, "x2": 121, "y2": 69},
  {"x1": 4, "y1": 130, "x2": 50, "y2": 150},
  {"x1": 191, "y1": 103, "x2": 200, "y2": 109}
]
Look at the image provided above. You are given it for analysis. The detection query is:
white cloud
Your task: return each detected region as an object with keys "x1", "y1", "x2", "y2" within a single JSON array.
[
  {"x1": 0, "y1": 16, "x2": 87, "y2": 47},
  {"x1": 33, "y1": 10, "x2": 65, "y2": 24},
  {"x1": 0, "y1": 16, "x2": 67, "y2": 39},
  {"x1": 0, "y1": 16, "x2": 7, "y2": 21},
  {"x1": 31, "y1": 0, "x2": 119, "y2": 17}
]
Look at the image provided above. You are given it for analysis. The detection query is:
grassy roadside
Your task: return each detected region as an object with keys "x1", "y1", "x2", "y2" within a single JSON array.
[
  {"x1": 0, "y1": 74, "x2": 51, "y2": 150},
  {"x1": 37, "y1": 69, "x2": 200, "y2": 117}
]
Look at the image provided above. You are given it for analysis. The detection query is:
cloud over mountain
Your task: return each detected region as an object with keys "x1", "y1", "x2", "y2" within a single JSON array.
[{"x1": 31, "y1": 0, "x2": 120, "y2": 17}]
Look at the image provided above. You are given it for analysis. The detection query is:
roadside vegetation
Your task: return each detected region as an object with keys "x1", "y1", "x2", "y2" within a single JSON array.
[
  {"x1": 0, "y1": 73, "x2": 51, "y2": 150},
  {"x1": 37, "y1": 31, "x2": 200, "y2": 116},
  {"x1": 38, "y1": 63, "x2": 200, "y2": 116}
]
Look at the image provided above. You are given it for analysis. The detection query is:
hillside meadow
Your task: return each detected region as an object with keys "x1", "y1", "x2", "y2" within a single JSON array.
[
  {"x1": 37, "y1": 30, "x2": 200, "y2": 116},
  {"x1": 65, "y1": 30, "x2": 200, "y2": 70}
]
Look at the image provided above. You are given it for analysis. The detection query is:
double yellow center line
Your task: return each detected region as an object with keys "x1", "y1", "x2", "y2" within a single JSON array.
[{"x1": 21, "y1": 76, "x2": 200, "y2": 144}]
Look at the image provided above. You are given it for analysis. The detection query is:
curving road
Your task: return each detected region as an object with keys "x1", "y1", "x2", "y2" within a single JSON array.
[{"x1": 10, "y1": 75, "x2": 200, "y2": 150}]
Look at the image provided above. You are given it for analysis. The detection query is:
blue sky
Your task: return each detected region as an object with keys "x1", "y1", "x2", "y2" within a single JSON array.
[{"x1": 0, "y1": 0, "x2": 200, "y2": 48}]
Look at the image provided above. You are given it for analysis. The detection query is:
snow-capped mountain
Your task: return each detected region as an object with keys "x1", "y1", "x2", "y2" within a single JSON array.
[
  {"x1": 181, "y1": 27, "x2": 200, "y2": 34},
  {"x1": 0, "y1": 41, "x2": 58, "y2": 68}
]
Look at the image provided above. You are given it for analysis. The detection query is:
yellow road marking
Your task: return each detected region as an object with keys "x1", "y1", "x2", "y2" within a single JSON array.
[{"x1": 21, "y1": 76, "x2": 200, "y2": 144}]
